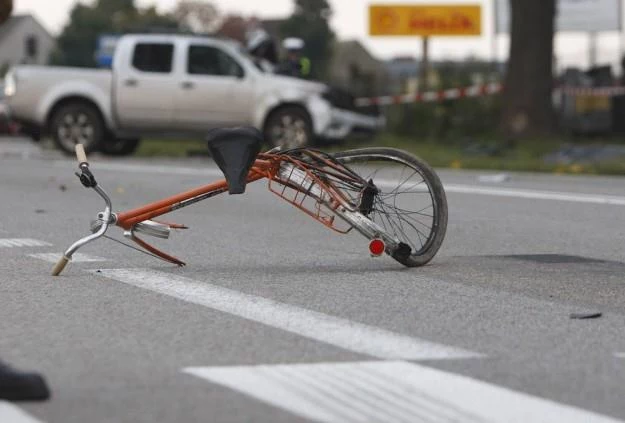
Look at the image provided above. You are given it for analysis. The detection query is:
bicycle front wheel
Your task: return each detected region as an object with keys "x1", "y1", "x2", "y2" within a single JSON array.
[{"x1": 333, "y1": 148, "x2": 448, "y2": 267}]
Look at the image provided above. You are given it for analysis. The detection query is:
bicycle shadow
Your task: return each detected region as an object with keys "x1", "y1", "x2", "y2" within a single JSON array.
[{"x1": 183, "y1": 260, "x2": 420, "y2": 276}]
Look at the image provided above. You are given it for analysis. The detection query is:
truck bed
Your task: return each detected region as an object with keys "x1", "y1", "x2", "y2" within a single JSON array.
[{"x1": 8, "y1": 66, "x2": 112, "y2": 124}]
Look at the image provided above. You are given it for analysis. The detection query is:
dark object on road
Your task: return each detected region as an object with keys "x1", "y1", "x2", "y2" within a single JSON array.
[
  {"x1": 570, "y1": 312, "x2": 603, "y2": 320},
  {"x1": 0, "y1": 360, "x2": 50, "y2": 401},
  {"x1": 206, "y1": 127, "x2": 262, "y2": 195}
]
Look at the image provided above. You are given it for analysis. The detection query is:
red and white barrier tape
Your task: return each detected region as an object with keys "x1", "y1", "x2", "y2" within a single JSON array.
[
  {"x1": 355, "y1": 83, "x2": 503, "y2": 107},
  {"x1": 355, "y1": 83, "x2": 625, "y2": 107}
]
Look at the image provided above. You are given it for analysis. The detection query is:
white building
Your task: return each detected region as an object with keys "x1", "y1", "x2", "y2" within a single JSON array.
[{"x1": 0, "y1": 15, "x2": 54, "y2": 74}]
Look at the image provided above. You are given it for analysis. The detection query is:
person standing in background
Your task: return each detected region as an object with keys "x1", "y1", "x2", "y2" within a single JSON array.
[
  {"x1": 0, "y1": 0, "x2": 51, "y2": 402},
  {"x1": 278, "y1": 38, "x2": 311, "y2": 79}
]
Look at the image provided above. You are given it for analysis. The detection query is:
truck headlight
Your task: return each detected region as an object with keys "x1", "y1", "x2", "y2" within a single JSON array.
[{"x1": 4, "y1": 72, "x2": 16, "y2": 97}]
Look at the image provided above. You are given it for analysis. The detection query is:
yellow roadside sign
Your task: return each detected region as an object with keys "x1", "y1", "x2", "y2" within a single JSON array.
[
  {"x1": 575, "y1": 94, "x2": 611, "y2": 114},
  {"x1": 369, "y1": 4, "x2": 482, "y2": 36}
]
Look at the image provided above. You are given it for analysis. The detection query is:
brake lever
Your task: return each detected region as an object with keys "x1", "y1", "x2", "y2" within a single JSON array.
[{"x1": 75, "y1": 167, "x2": 97, "y2": 188}]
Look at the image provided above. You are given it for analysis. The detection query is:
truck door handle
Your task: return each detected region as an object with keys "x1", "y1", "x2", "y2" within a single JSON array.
[
  {"x1": 181, "y1": 81, "x2": 195, "y2": 90},
  {"x1": 124, "y1": 79, "x2": 138, "y2": 87}
]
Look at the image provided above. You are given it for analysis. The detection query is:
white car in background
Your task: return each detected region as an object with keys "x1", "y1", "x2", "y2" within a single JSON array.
[
  {"x1": 4, "y1": 34, "x2": 384, "y2": 155},
  {"x1": 0, "y1": 84, "x2": 16, "y2": 135}
]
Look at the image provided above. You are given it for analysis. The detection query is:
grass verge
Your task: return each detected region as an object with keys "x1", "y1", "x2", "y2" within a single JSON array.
[{"x1": 137, "y1": 135, "x2": 625, "y2": 176}]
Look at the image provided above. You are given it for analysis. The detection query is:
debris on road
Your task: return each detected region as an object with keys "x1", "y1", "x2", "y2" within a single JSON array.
[
  {"x1": 0, "y1": 360, "x2": 51, "y2": 401},
  {"x1": 570, "y1": 312, "x2": 603, "y2": 320},
  {"x1": 478, "y1": 173, "x2": 512, "y2": 183}
]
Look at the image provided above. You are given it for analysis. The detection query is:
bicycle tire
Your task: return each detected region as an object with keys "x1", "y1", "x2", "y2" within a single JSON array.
[{"x1": 333, "y1": 147, "x2": 448, "y2": 267}]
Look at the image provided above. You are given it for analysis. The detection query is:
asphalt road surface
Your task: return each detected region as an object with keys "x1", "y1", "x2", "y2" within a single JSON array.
[{"x1": 2, "y1": 137, "x2": 625, "y2": 423}]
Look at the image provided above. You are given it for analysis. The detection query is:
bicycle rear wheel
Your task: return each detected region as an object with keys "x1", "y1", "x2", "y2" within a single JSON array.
[{"x1": 333, "y1": 148, "x2": 448, "y2": 267}]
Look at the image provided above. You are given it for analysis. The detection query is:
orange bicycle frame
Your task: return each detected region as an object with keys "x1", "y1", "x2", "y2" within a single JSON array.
[
  {"x1": 51, "y1": 146, "x2": 380, "y2": 277},
  {"x1": 112, "y1": 152, "x2": 364, "y2": 266},
  {"x1": 116, "y1": 158, "x2": 276, "y2": 230}
]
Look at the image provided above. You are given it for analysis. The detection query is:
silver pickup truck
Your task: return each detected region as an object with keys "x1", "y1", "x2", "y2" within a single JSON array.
[{"x1": 4, "y1": 34, "x2": 384, "y2": 156}]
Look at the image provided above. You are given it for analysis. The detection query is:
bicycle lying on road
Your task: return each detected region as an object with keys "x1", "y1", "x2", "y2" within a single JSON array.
[{"x1": 52, "y1": 127, "x2": 448, "y2": 276}]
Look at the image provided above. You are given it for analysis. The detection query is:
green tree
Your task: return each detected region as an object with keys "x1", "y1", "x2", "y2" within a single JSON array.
[
  {"x1": 280, "y1": 0, "x2": 336, "y2": 79},
  {"x1": 217, "y1": 15, "x2": 248, "y2": 43},
  {"x1": 500, "y1": 0, "x2": 556, "y2": 138},
  {"x1": 51, "y1": 0, "x2": 179, "y2": 67},
  {"x1": 174, "y1": 0, "x2": 220, "y2": 34}
]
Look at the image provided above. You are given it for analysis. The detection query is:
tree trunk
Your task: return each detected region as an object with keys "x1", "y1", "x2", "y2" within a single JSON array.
[
  {"x1": 0, "y1": 0, "x2": 12, "y2": 24},
  {"x1": 500, "y1": 0, "x2": 556, "y2": 138}
]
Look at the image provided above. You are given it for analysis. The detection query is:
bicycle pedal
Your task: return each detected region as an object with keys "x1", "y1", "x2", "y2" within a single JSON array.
[{"x1": 133, "y1": 220, "x2": 171, "y2": 239}]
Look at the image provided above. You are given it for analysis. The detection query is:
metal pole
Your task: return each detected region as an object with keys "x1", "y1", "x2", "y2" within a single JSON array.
[
  {"x1": 492, "y1": 0, "x2": 499, "y2": 69},
  {"x1": 620, "y1": 0, "x2": 624, "y2": 81},
  {"x1": 420, "y1": 36, "x2": 430, "y2": 91},
  {"x1": 588, "y1": 31, "x2": 598, "y2": 69}
]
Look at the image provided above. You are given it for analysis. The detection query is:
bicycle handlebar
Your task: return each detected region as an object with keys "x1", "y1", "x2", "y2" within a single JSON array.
[
  {"x1": 52, "y1": 256, "x2": 70, "y2": 276},
  {"x1": 53, "y1": 145, "x2": 112, "y2": 276},
  {"x1": 75, "y1": 144, "x2": 88, "y2": 166}
]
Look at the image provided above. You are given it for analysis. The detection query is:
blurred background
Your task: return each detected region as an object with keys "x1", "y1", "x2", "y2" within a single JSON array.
[{"x1": 2, "y1": 0, "x2": 625, "y2": 174}]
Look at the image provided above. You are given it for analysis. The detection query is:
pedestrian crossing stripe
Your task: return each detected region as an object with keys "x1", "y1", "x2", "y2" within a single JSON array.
[
  {"x1": 184, "y1": 361, "x2": 625, "y2": 423},
  {"x1": 29, "y1": 253, "x2": 107, "y2": 263},
  {"x1": 0, "y1": 401, "x2": 44, "y2": 423}
]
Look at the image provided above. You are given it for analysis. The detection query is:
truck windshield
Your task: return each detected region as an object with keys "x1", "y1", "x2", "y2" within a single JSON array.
[{"x1": 237, "y1": 47, "x2": 274, "y2": 73}]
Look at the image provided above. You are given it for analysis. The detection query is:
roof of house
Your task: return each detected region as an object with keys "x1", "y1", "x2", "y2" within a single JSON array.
[
  {"x1": 260, "y1": 18, "x2": 287, "y2": 39},
  {"x1": 332, "y1": 40, "x2": 387, "y2": 72}
]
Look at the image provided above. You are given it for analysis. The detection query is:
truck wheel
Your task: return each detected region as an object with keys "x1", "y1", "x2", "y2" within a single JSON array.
[
  {"x1": 100, "y1": 138, "x2": 141, "y2": 156},
  {"x1": 264, "y1": 107, "x2": 313, "y2": 149},
  {"x1": 50, "y1": 102, "x2": 104, "y2": 155}
]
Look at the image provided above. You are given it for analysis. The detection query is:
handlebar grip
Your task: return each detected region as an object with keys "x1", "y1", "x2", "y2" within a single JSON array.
[
  {"x1": 52, "y1": 256, "x2": 70, "y2": 276},
  {"x1": 75, "y1": 144, "x2": 88, "y2": 165}
]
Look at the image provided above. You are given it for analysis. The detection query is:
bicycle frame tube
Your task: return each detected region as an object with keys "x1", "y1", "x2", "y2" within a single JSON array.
[
  {"x1": 115, "y1": 160, "x2": 274, "y2": 230},
  {"x1": 53, "y1": 149, "x2": 380, "y2": 276}
]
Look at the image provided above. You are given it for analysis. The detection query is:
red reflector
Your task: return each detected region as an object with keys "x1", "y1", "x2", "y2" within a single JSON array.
[{"x1": 369, "y1": 239, "x2": 385, "y2": 256}]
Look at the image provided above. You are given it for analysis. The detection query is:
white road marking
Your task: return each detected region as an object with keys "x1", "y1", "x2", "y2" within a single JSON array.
[
  {"x1": 444, "y1": 184, "x2": 625, "y2": 206},
  {"x1": 615, "y1": 353, "x2": 625, "y2": 359},
  {"x1": 376, "y1": 180, "x2": 625, "y2": 205},
  {"x1": 93, "y1": 269, "x2": 481, "y2": 360},
  {"x1": 57, "y1": 160, "x2": 625, "y2": 206},
  {"x1": 0, "y1": 239, "x2": 52, "y2": 248},
  {"x1": 0, "y1": 401, "x2": 45, "y2": 423},
  {"x1": 29, "y1": 253, "x2": 107, "y2": 263},
  {"x1": 185, "y1": 361, "x2": 625, "y2": 423}
]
